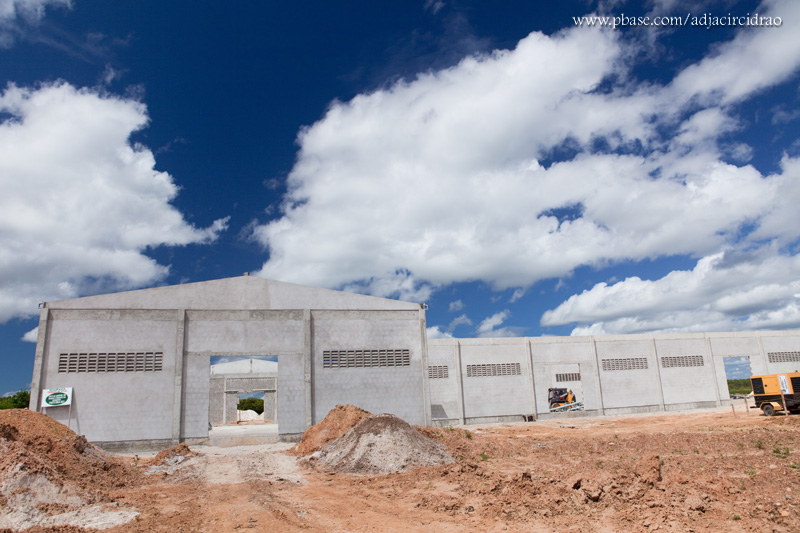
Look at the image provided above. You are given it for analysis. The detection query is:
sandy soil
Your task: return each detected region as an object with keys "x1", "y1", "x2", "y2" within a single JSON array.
[{"x1": 4, "y1": 406, "x2": 800, "y2": 532}]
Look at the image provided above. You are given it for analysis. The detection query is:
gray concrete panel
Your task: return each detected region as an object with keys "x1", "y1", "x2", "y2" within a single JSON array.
[
  {"x1": 311, "y1": 314, "x2": 425, "y2": 425},
  {"x1": 655, "y1": 338, "x2": 717, "y2": 405},
  {"x1": 460, "y1": 342, "x2": 531, "y2": 419},
  {"x1": 182, "y1": 356, "x2": 210, "y2": 438},
  {"x1": 595, "y1": 339, "x2": 661, "y2": 409}
]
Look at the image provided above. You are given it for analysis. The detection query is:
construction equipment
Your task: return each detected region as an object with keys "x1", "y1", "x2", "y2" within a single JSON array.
[
  {"x1": 548, "y1": 388, "x2": 583, "y2": 412},
  {"x1": 750, "y1": 372, "x2": 800, "y2": 416}
]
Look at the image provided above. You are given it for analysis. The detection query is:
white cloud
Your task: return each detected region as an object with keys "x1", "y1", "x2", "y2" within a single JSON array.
[
  {"x1": 249, "y1": 1, "x2": 800, "y2": 332},
  {"x1": 475, "y1": 309, "x2": 524, "y2": 337},
  {"x1": 447, "y1": 313, "x2": 472, "y2": 333},
  {"x1": 0, "y1": 82, "x2": 228, "y2": 322},
  {"x1": 21, "y1": 326, "x2": 38, "y2": 342},
  {"x1": 0, "y1": 0, "x2": 70, "y2": 47},
  {"x1": 509, "y1": 288, "x2": 525, "y2": 303},
  {"x1": 542, "y1": 247, "x2": 800, "y2": 334},
  {"x1": 448, "y1": 299, "x2": 464, "y2": 312},
  {"x1": 426, "y1": 326, "x2": 453, "y2": 339}
]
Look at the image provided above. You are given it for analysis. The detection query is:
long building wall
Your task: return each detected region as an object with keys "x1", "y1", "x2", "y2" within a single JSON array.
[
  {"x1": 30, "y1": 306, "x2": 429, "y2": 450},
  {"x1": 427, "y1": 330, "x2": 800, "y2": 423}
]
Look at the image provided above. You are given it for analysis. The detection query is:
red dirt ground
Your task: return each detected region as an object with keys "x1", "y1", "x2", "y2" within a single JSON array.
[{"x1": 4, "y1": 405, "x2": 800, "y2": 532}]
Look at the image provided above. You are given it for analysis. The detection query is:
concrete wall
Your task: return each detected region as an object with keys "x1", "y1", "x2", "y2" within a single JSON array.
[
  {"x1": 36, "y1": 309, "x2": 180, "y2": 444},
  {"x1": 427, "y1": 342, "x2": 461, "y2": 422},
  {"x1": 30, "y1": 276, "x2": 800, "y2": 450},
  {"x1": 311, "y1": 310, "x2": 427, "y2": 426},
  {"x1": 427, "y1": 331, "x2": 800, "y2": 423},
  {"x1": 30, "y1": 277, "x2": 427, "y2": 448},
  {"x1": 459, "y1": 339, "x2": 533, "y2": 421}
]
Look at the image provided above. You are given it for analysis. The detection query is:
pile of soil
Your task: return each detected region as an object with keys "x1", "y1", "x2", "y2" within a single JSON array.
[
  {"x1": 0, "y1": 409, "x2": 140, "y2": 531},
  {"x1": 291, "y1": 404, "x2": 372, "y2": 456},
  {"x1": 148, "y1": 442, "x2": 195, "y2": 466},
  {"x1": 317, "y1": 414, "x2": 454, "y2": 474}
]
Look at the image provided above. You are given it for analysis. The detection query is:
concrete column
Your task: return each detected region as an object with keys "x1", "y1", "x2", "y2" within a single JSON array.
[
  {"x1": 455, "y1": 341, "x2": 466, "y2": 424},
  {"x1": 303, "y1": 309, "x2": 313, "y2": 429},
  {"x1": 705, "y1": 336, "x2": 722, "y2": 406},
  {"x1": 592, "y1": 338, "x2": 605, "y2": 416},
  {"x1": 419, "y1": 309, "x2": 432, "y2": 426},
  {"x1": 172, "y1": 309, "x2": 187, "y2": 443},
  {"x1": 756, "y1": 334, "x2": 768, "y2": 373},
  {"x1": 650, "y1": 336, "x2": 666, "y2": 412},
  {"x1": 29, "y1": 307, "x2": 51, "y2": 412},
  {"x1": 525, "y1": 339, "x2": 537, "y2": 416}
]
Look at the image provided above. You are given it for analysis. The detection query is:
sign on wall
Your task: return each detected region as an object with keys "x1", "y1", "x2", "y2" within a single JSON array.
[{"x1": 42, "y1": 387, "x2": 73, "y2": 407}]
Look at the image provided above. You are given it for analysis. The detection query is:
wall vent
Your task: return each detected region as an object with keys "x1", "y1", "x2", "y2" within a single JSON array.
[
  {"x1": 428, "y1": 365, "x2": 449, "y2": 379},
  {"x1": 601, "y1": 357, "x2": 648, "y2": 371},
  {"x1": 466, "y1": 363, "x2": 521, "y2": 378},
  {"x1": 661, "y1": 355, "x2": 704, "y2": 368},
  {"x1": 556, "y1": 372, "x2": 581, "y2": 382},
  {"x1": 58, "y1": 352, "x2": 163, "y2": 373},
  {"x1": 323, "y1": 349, "x2": 410, "y2": 368},
  {"x1": 768, "y1": 351, "x2": 800, "y2": 363}
]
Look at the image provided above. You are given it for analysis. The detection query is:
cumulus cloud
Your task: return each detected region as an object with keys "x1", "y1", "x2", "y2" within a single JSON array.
[
  {"x1": 448, "y1": 299, "x2": 464, "y2": 312},
  {"x1": 0, "y1": 82, "x2": 228, "y2": 322},
  {"x1": 447, "y1": 313, "x2": 472, "y2": 333},
  {"x1": 543, "y1": 246, "x2": 800, "y2": 334},
  {"x1": 21, "y1": 326, "x2": 38, "y2": 342},
  {"x1": 0, "y1": 0, "x2": 70, "y2": 47},
  {"x1": 474, "y1": 309, "x2": 524, "y2": 337},
  {"x1": 426, "y1": 326, "x2": 453, "y2": 339},
  {"x1": 251, "y1": 1, "x2": 800, "y2": 332}
]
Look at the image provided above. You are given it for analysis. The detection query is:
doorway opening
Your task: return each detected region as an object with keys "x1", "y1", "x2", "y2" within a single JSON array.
[
  {"x1": 208, "y1": 356, "x2": 278, "y2": 428},
  {"x1": 723, "y1": 356, "x2": 752, "y2": 399}
]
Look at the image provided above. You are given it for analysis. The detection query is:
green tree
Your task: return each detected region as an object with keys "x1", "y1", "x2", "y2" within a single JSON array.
[
  {"x1": 0, "y1": 390, "x2": 30, "y2": 410},
  {"x1": 237, "y1": 397, "x2": 264, "y2": 414}
]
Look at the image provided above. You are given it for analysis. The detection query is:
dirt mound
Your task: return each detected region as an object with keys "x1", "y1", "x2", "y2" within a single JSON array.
[
  {"x1": 291, "y1": 404, "x2": 372, "y2": 456},
  {"x1": 317, "y1": 414, "x2": 454, "y2": 474},
  {"x1": 149, "y1": 442, "x2": 195, "y2": 465},
  {"x1": 0, "y1": 409, "x2": 141, "y2": 531}
]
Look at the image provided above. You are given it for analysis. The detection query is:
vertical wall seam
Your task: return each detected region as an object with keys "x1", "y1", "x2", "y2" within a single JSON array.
[
  {"x1": 456, "y1": 341, "x2": 465, "y2": 425},
  {"x1": 172, "y1": 309, "x2": 186, "y2": 443},
  {"x1": 525, "y1": 339, "x2": 537, "y2": 417},
  {"x1": 419, "y1": 309, "x2": 432, "y2": 426},
  {"x1": 650, "y1": 336, "x2": 666, "y2": 411},
  {"x1": 303, "y1": 309, "x2": 312, "y2": 429},
  {"x1": 705, "y1": 335, "x2": 721, "y2": 406},
  {"x1": 29, "y1": 307, "x2": 51, "y2": 412},
  {"x1": 592, "y1": 337, "x2": 605, "y2": 415}
]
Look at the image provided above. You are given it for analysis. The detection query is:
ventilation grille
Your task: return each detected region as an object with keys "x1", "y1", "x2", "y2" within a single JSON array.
[
  {"x1": 556, "y1": 372, "x2": 581, "y2": 382},
  {"x1": 601, "y1": 357, "x2": 648, "y2": 371},
  {"x1": 751, "y1": 377, "x2": 764, "y2": 395},
  {"x1": 661, "y1": 355, "x2": 704, "y2": 368},
  {"x1": 466, "y1": 363, "x2": 521, "y2": 378},
  {"x1": 58, "y1": 352, "x2": 163, "y2": 373},
  {"x1": 322, "y1": 349, "x2": 410, "y2": 368},
  {"x1": 428, "y1": 365, "x2": 449, "y2": 379},
  {"x1": 768, "y1": 351, "x2": 800, "y2": 363}
]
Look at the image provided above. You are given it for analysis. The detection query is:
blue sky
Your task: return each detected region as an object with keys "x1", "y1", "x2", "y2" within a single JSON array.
[{"x1": 2, "y1": 0, "x2": 799, "y2": 393}]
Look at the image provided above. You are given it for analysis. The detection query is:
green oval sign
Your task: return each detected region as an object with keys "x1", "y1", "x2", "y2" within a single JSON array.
[{"x1": 45, "y1": 392, "x2": 68, "y2": 406}]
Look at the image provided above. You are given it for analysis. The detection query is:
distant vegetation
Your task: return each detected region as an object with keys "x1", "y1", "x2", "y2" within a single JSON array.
[
  {"x1": 0, "y1": 390, "x2": 30, "y2": 410},
  {"x1": 728, "y1": 379, "x2": 752, "y2": 395},
  {"x1": 237, "y1": 397, "x2": 264, "y2": 414}
]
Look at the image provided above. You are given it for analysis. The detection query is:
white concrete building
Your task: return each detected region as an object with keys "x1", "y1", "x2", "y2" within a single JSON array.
[{"x1": 29, "y1": 275, "x2": 800, "y2": 450}]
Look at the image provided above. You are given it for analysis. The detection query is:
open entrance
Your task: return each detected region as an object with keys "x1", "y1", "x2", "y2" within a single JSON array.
[
  {"x1": 549, "y1": 364, "x2": 584, "y2": 412},
  {"x1": 723, "y1": 356, "x2": 753, "y2": 399},
  {"x1": 208, "y1": 356, "x2": 278, "y2": 429}
]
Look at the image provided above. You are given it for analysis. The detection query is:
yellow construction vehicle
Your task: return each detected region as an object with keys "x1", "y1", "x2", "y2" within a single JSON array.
[
  {"x1": 548, "y1": 387, "x2": 580, "y2": 411},
  {"x1": 750, "y1": 372, "x2": 800, "y2": 416}
]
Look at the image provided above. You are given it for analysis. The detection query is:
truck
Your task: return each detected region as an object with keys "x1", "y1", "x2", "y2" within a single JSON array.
[{"x1": 750, "y1": 372, "x2": 800, "y2": 416}]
